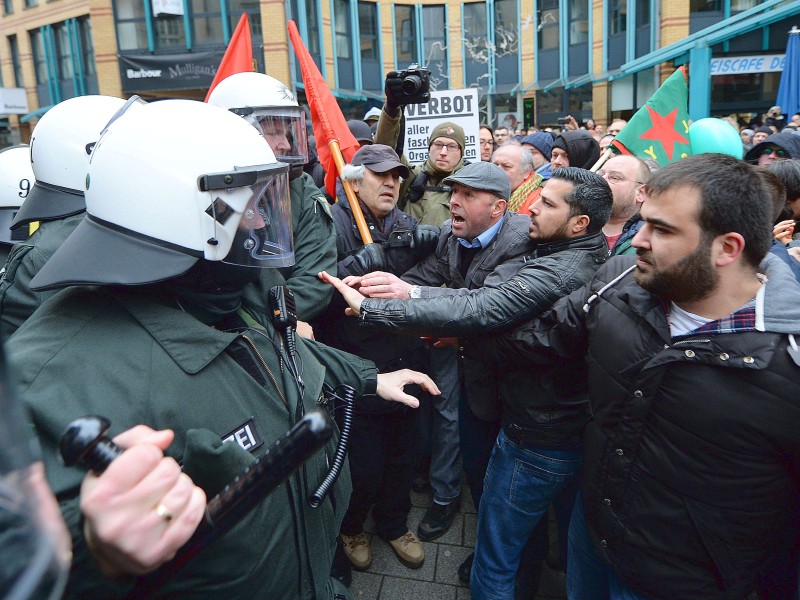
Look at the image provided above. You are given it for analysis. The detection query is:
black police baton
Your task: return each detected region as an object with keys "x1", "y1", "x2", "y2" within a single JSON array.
[{"x1": 60, "y1": 410, "x2": 333, "y2": 598}]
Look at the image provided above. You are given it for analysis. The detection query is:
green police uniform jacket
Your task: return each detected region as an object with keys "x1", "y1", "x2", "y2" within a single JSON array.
[
  {"x1": 276, "y1": 172, "x2": 336, "y2": 321},
  {"x1": 374, "y1": 110, "x2": 462, "y2": 228},
  {"x1": 8, "y1": 285, "x2": 379, "y2": 600},
  {"x1": 0, "y1": 213, "x2": 84, "y2": 340}
]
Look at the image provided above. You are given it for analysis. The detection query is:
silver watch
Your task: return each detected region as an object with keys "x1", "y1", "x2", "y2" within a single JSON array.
[{"x1": 408, "y1": 285, "x2": 421, "y2": 299}]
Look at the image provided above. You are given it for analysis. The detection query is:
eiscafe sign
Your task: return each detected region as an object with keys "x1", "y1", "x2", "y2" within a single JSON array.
[{"x1": 119, "y1": 52, "x2": 226, "y2": 92}]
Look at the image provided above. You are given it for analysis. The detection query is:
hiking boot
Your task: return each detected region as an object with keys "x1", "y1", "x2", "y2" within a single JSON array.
[
  {"x1": 387, "y1": 531, "x2": 425, "y2": 569},
  {"x1": 417, "y1": 499, "x2": 460, "y2": 541},
  {"x1": 340, "y1": 532, "x2": 372, "y2": 570},
  {"x1": 458, "y1": 552, "x2": 474, "y2": 584}
]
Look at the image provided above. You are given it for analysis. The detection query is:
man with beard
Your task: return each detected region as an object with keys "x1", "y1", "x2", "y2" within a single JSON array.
[
  {"x1": 494, "y1": 153, "x2": 800, "y2": 600},
  {"x1": 319, "y1": 168, "x2": 611, "y2": 596}
]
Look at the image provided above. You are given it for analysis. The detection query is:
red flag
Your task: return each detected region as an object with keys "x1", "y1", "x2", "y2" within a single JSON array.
[
  {"x1": 204, "y1": 13, "x2": 254, "y2": 102},
  {"x1": 288, "y1": 20, "x2": 359, "y2": 197}
]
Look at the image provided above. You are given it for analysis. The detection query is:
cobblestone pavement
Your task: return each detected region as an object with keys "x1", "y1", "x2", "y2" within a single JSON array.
[{"x1": 347, "y1": 481, "x2": 567, "y2": 600}]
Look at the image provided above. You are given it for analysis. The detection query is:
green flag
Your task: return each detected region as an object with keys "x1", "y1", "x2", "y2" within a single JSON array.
[{"x1": 611, "y1": 67, "x2": 691, "y2": 167}]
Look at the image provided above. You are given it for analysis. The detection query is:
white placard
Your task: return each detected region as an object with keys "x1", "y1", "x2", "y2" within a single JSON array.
[
  {"x1": 403, "y1": 89, "x2": 480, "y2": 166},
  {"x1": 0, "y1": 88, "x2": 29, "y2": 115},
  {"x1": 152, "y1": 0, "x2": 184, "y2": 17}
]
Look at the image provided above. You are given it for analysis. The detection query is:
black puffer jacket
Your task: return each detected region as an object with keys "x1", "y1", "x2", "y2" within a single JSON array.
[{"x1": 505, "y1": 254, "x2": 800, "y2": 599}]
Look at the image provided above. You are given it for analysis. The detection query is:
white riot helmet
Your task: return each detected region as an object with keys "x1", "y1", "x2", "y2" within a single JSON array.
[
  {"x1": 12, "y1": 95, "x2": 144, "y2": 231},
  {"x1": 0, "y1": 145, "x2": 35, "y2": 246},
  {"x1": 207, "y1": 72, "x2": 309, "y2": 165},
  {"x1": 30, "y1": 99, "x2": 293, "y2": 291}
]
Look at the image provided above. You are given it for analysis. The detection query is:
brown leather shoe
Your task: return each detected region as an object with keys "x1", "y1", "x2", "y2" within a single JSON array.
[
  {"x1": 340, "y1": 532, "x2": 372, "y2": 570},
  {"x1": 387, "y1": 531, "x2": 425, "y2": 569}
]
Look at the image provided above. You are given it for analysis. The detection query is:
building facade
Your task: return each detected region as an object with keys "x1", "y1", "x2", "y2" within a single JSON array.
[{"x1": 1, "y1": 0, "x2": 798, "y2": 144}]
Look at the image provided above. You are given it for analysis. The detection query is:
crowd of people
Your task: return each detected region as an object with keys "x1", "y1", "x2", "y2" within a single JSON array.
[{"x1": 0, "y1": 67, "x2": 798, "y2": 600}]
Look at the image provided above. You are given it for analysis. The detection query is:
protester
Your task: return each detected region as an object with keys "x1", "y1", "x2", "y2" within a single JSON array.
[
  {"x1": 7, "y1": 99, "x2": 437, "y2": 600},
  {"x1": 596, "y1": 155, "x2": 650, "y2": 252},
  {"x1": 551, "y1": 130, "x2": 601, "y2": 170},
  {"x1": 520, "y1": 132, "x2": 554, "y2": 180},
  {"x1": 492, "y1": 140, "x2": 544, "y2": 214},
  {"x1": 479, "y1": 124, "x2": 495, "y2": 161},
  {"x1": 208, "y1": 72, "x2": 337, "y2": 322},
  {"x1": 347, "y1": 161, "x2": 539, "y2": 591},
  {"x1": 320, "y1": 167, "x2": 612, "y2": 597},
  {"x1": 494, "y1": 153, "x2": 800, "y2": 600},
  {"x1": 606, "y1": 119, "x2": 627, "y2": 136},
  {"x1": 765, "y1": 105, "x2": 787, "y2": 131},
  {"x1": 314, "y1": 144, "x2": 438, "y2": 575},
  {"x1": 744, "y1": 131, "x2": 800, "y2": 167},
  {"x1": 493, "y1": 126, "x2": 510, "y2": 145},
  {"x1": 751, "y1": 125, "x2": 773, "y2": 146}
]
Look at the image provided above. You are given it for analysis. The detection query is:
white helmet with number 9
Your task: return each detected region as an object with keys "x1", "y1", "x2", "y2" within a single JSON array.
[
  {"x1": 0, "y1": 145, "x2": 35, "y2": 245},
  {"x1": 12, "y1": 95, "x2": 141, "y2": 231}
]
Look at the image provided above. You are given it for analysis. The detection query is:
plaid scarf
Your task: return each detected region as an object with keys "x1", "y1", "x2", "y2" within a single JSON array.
[{"x1": 507, "y1": 173, "x2": 544, "y2": 212}]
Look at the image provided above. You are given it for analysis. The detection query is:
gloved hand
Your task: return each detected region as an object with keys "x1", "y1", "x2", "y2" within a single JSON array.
[
  {"x1": 384, "y1": 71, "x2": 406, "y2": 118},
  {"x1": 351, "y1": 243, "x2": 387, "y2": 276},
  {"x1": 411, "y1": 224, "x2": 440, "y2": 260}
]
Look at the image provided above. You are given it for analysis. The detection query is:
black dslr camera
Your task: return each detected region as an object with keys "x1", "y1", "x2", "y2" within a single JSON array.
[{"x1": 386, "y1": 63, "x2": 431, "y2": 106}]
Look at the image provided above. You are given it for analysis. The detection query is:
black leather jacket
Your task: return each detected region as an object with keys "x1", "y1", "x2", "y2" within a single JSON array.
[{"x1": 359, "y1": 231, "x2": 608, "y2": 421}]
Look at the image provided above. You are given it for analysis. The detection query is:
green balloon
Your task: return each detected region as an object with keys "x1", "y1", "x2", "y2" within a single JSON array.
[{"x1": 689, "y1": 118, "x2": 743, "y2": 159}]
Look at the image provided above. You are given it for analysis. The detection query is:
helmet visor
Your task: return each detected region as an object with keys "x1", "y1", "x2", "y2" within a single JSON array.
[
  {"x1": 204, "y1": 164, "x2": 294, "y2": 268},
  {"x1": 246, "y1": 106, "x2": 308, "y2": 165}
]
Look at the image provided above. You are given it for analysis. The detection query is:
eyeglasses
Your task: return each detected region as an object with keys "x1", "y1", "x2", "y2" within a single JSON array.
[
  {"x1": 479, "y1": 139, "x2": 494, "y2": 147},
  {"x1": 597, "y1": 170, "x2": 644, "y2": 185},
  {"x1": 431, "y1": 142, "x2": 461, "y2": 153},
  {"x1": 762, "y1": 147, "x2": 788, "y2": 158}
]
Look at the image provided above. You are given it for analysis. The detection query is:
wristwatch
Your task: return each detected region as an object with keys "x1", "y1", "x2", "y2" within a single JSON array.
[{"x1": 408, "y1": 285, "x2": 421, "y2": 299}]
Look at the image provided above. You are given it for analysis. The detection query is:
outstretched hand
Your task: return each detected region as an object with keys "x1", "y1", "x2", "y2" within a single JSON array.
[
  {"x1": 359, "y1": 271, "x2": 413, "y2": 299},
  {"x1": 319, "y1": 271, "x2": 366, "y2": 316},
  {"x1": 377, "y1": 369, "x2": 440, "y2": 408}
]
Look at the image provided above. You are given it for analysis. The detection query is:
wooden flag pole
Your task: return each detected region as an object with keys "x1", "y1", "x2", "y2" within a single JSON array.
[
  {"x1": 329, "y1": 139, "x2": 373, "y2": 244},
  {"x1": 590, "y1": 147, "x2": 615, "y2": 172}
]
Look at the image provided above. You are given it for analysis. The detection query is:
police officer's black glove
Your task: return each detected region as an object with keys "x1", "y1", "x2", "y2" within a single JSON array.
[
  {"x1": 410, "y1": 224, "x2": 440, "y2": 260},
  {"x1": 384, "y1": 71, "x2": 406, "y2": 118},
  {"x1": 351, "y1": 243, "x2": 387, "y2": 276}
]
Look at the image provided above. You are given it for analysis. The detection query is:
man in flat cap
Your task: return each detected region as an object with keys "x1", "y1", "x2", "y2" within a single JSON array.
[{"x1": 321, "y1": 167, "x2": 613, "y2": 594}]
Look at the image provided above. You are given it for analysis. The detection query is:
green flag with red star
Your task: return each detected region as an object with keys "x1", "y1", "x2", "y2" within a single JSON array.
[{"x1": 611, "y1": 67, "x2": 691, "y2": 167}]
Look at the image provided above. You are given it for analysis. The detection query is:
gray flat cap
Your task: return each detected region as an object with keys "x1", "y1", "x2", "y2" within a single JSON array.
[{"x1": 442, "y1": 161, "x2": 511, "y2": 200}]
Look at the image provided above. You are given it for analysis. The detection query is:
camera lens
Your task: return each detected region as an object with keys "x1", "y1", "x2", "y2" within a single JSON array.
[{"x1": 402, "y1": 74, "x2": 423, "y2": 95}]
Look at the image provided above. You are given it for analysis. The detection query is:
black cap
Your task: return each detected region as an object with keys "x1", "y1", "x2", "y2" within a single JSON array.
[{"x1": 351, "y1": 144, "x2": 410, "y2": 178}]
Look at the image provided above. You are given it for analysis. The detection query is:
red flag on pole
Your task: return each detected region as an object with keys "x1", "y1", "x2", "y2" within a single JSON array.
[
  {"x1": 204, "y1": 13, "x2": 254, "y2": 102},
  {"x1": 287, "y1": 20, "x2": 359, "y2": 198}
]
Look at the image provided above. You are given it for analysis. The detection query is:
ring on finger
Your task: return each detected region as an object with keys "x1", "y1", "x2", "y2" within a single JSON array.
[{"x1": 154, "y1": 502, "x2": 174, "y2": 523}]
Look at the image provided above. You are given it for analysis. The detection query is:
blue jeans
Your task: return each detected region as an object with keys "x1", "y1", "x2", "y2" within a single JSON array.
[
  {"x1": 470, "y1": 429, "x2": 582, "y2": 600},
  {"x1": 567, "y1": 493, "x2": 649, "y2": 600}
]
